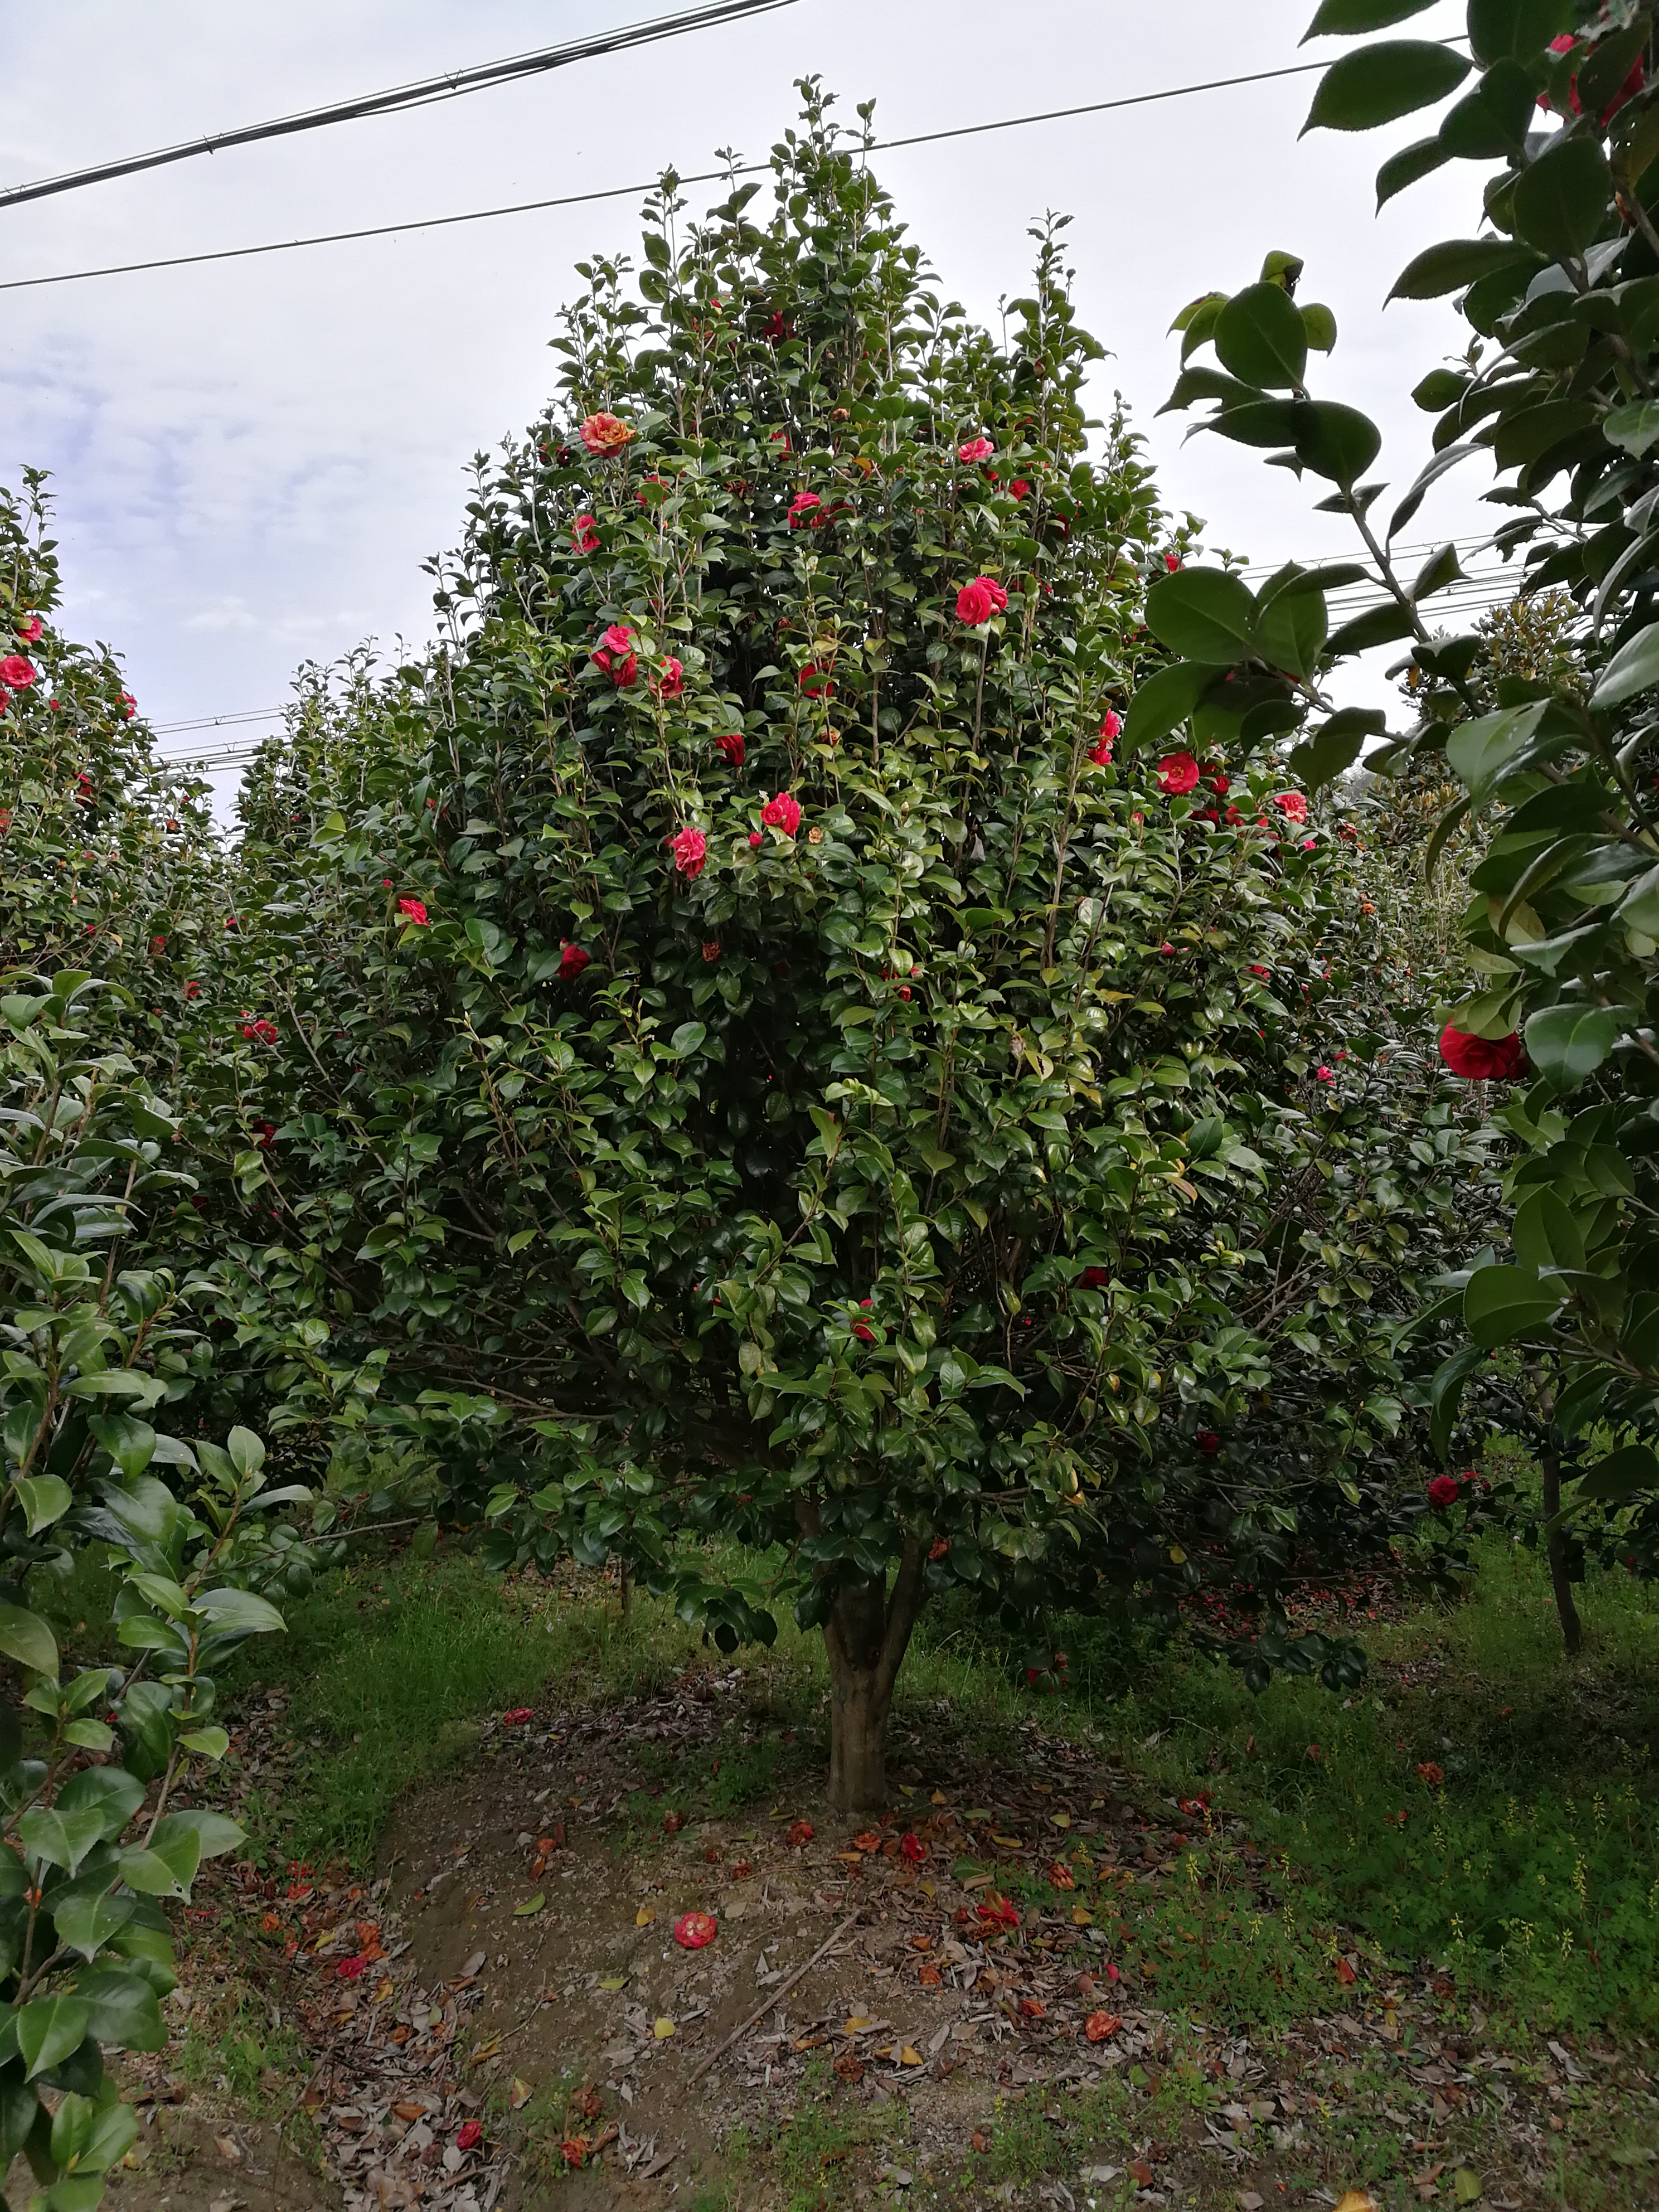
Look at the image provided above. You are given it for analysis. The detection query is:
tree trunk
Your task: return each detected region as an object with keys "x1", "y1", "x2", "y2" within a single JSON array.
[
  {"x1": 822, "y1": 1544, "x2": 927, "y2": 1813},
  {"x1": 1541, "y1": 1453, "x2": 1583, "y2": 1657}
]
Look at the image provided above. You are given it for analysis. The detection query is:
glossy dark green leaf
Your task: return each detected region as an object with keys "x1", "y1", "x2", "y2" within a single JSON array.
[
  {"x1": 1388, "y1": 442, "x2": 1479, "y2": 541},
  {"x1": 1327, "y1": 602, "x2": 1418, "y2": 655},
  {"x1": 1467, "y1": 0, "x2": 1574, "y2": 64},
  {"x1": 1144, "y1": 569, "x2": 1257, "y2": 662},
  {"x1": 1304, "y1": 41, "x2": 1471, "y2": 132},
  {"x1": 1255, "y1": 579, "x2": 1329, "y2": 677},
  {"x1": 1464, "y1": 1262, "x2": 1567, "y2": 1346},
  {"x1": 1438, "y1": 60, "x2": 1539, "y2": 158},
  {"x1": 1292, "y1": 399, "x2": 1383, "y2": 484},
  {"x1": 1288, "y1": 707, "x2": 1386, "y2": 788},
  {"x1": 1591, "y1": 619, "x2": 1659, "y2": 710},
  {"x1": 1575, "y1": 1444, "x2": 1659, "y2": 1502},
  {"x1": 1578, "y1": 19, "x2": 1653, "y2": 121},
  {"x1": 1429, "y1": 1342, "x2": 1486, "y2": 1461},
  {"x1": 1388, "y1": 236, "x2": 1537, "y2": 299},
  {"x1": 15, "y1": 1997, "x2": 88, "y2": 2083},
  {"x1": 1511, "y1": 136, "x2": 1614, "y2": 260},
  {"x1": 1411, "y1": 542, "x2": 1463, "y2": 600},
  {"x1": 1303, "y1": 0, "x2": 1437, "y2": 32},
  {"x1": 1525, "y1": 1003, "x2": 1624, "y2": 1089},
  {"x1": 1447, "y1": 702, "x2": 1547, "y2": 796},
  {"x1": 1378, "y1": 134, "x2": 1454, "y2": 206},
  {"x1": 1512, "y1": 1186, "x2": 1587, "y2": 1272},
  {"x1": 1213, "y1": 283, "x2": 1311, "y2": 391},
  {"x1": 1122, "y1": 662, "x2": 1228, "y2": 752}
]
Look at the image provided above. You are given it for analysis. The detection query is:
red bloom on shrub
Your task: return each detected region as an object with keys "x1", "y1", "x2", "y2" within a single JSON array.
[
  {"x1": 765, "y1": 311, "x2": 793, "y2": 345},
  {"x1": 120, "y1": 692, "x2": 136, "y2": 718},
  {"x1": 579, "y1": 411, "x2": 635, "y2": 457},
  {"x1": 853, "y1": 1298, "x2": 875, "y2": 1343},
  {"x1": 16, "y1": 616, "x2": 41, "y2": 642},
  {"x1": 798, "y1": 661, "x2": 835, "y2": 698},
  {"x1": 185, "y1": 979, "x2": 201, "y2": 998},
  {"x1": 670, "y1": 826, "x2": 707, "y2": 880},
  {"x1": 749, "y1": 831, "x2": 763, "y2": 847},
  {"x1": 760, "y1": 790, "x2": 802, "y2": 837},
  {"x1": 1417, "y1": 1760, "x2": 1445, "y2": 1787},
  {"x1": 1275, "y1": 790, "x2": 1308, "y2": 823},
  {"x1": 788, "y1": 492, "x2": 824, "y2": 530},
  {"x1": 1079, "y1": 1266, "x2": 1109, "y2": 1289},
  {"x1": 0, "y1": 655, "x2": 36, "y2": 689},
  {"x1": 958, "y1": 436, "x2": 995, "y2": 464},
  {"x1": 558, "y1": 943, "x2": 590, "y2": 982},
  {"x1": 717, "y1": 732, "x2": 745, "y2": 768},
  {"x1": 1196, "y1": 1430, "x2": 1220, "y2": 1457},
  {"x1": 1439, "y1": 1023, "x2": 1525, "y2": 1081},
  {"x1": 397, "y1": 897, "x2": 428, "y2": 926},
  {"x1": 256, "y1": 1121, "x2": 276, "y2": 1149},
  {"x1": 1549, "y1": 32, "x2": 1646, "y2": 123},
  {"x1": 1164, "y1": 551, "x2": 1181, "y2": 572},
  {"x1": 1157, "y1": 750, "x2": 1200, "y2": 795},
  {"x1": 655, "y1": 656, "x2": 685, "y2": 701},
  {"x1": 591, "y1": 623, "x2": 638, "y2": 686},
  {"x1": 572, "y1": 513, "x2": 601, "y2": 554},
  {"x1": 1316, "y1": 1066, "x2": 1334, "y2": 1084},
  {"x1": 955, "y1": 576, "x2": 1008, "y2": 626},
  {"x1": 1427, "y1": 1474, "x2": 1461, "y2": 1509}
]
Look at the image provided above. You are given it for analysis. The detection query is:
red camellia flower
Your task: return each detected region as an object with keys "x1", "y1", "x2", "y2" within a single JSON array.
[
  {"x1": 785, "y1": 1819, "x2": 814, "y2": 1847},
  {"x1": 788, "y1": 491, "x2": 824, "y2": 529},
  {"x1": 572, "y1": 513, "x2": 601, "y2": 554},
  {"x1": 976, "y1": 1893, "x2": 1021, "y2": 1931},
  {"x1": 121, "y1": 692, "x2": 137, "y2": 718},
  {"x1": 798, "y1": 661, "x2": 835, "y2": 698},
  {"x1": 256, "y1": 1121, "x2": 276, "y2": 1149},
  {"x1": 958, "y1": 436, "x2": 995, "y2": 464},
  {"x1": 1316, "y1": 1066, "x2": 1334, "y2": 1084},
  {"x1": 749, "y1": 831, "x2": 763, "y2": 847},
  {"x1": 671, "y1": 826, "x2": 707, "y2": 879},
  {"x1": 673, "y1": 1911, "x2": 718, "y2": 1950},
  {"x1": 1417, "y1": 1760, "x2": 1446, "y2": 1787},
  {"x1": 338, "y1": 1957, "x2": 367, "y2": 1981},
  {"x1": 955, "y1": 575, "x2": 1009, "y2": 626},
  {"x1": 1248, "y1": 964, "x2": 1270, "y2": 980},
  {"x1": 1157, "y1": 750, "x2": 1200, "y2": 795},
  {"x1": 16, "y1": 615, "x2": 41, "y2": 642},
  {"x1": 765, "y1": 311, "x2": 793, "y2": 345},
  {"x1": 1427, "y1": 1474, "x2": 1461, "y2": 1509},
  {"x1": 655, "y1": 656, "x2": 685, "y2": 701},
  {"x1": 397, "y1": 898, "x2": 428, "y2": 926},
  {"x1": 501, "y1": 1707, "x2": 534, "y2": 1726},
  {"x1": 717, "y1": 732, "x2": 745, "y2": 768},
  {"x1": 1275, "y1": 791, "x2": 1308, "y2": 823},
  {"x1": 1164, "y1": 551, "x2": 1181, "y2": 572},
  {"x1": 455, "y1": 2121, "x2": 483, "y2": 2152},
  {"x1": 558, "y1": 943, "x2": 590, "y2": 982},
  {"x1": 579, "y1": 411, "x2": 635, "y2": 457},
  {"x1": 853, "y1": 1297, "x2": 876, "y2": 1343},
  {"x1": 0, "y1": 655, "x2": 36, "y2": 688},
  {"x1": 1009, "y1": 477, "x2": 1031, "y2": 500},
  {"x1": 591, "y1": 623, "x2": 638, "y2": 686},
  {"x1": 899, "y1": 1832, "x2": 926, "y2": 1863},
  {"x1": 1079, "y1": 1266, "x2": 1109, "y2": 1289},
  {"x1": 1208, "y1": 772, "x2": 1231, "y2": 797},
  {"x1": 1548, "y1": 31, "x2": 1646, "y2": 123},
  {"x1": 150, "y1": 935, "x2": 166, "y2": 953},
  {"x1": 1439, "y1": 1023, "x2": 1525, "y2": 1081},
  {"x1": 1196, "y1": 1429, "x2": 1220, "y2": 1456},
  {"x1": 185, "y1": 979, "x2": 201, "y2": 998},
  {"x1": 760, "y1": 790, "x2": 802, "y2": 837}
]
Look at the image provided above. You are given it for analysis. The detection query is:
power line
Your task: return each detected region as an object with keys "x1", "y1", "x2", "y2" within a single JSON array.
[
  {"x1": 0, "y1": 2, "x2": 800, "y2": 215},
  {"x1": 2, "y1": 56, "x2": 1348, "y2": 295}
]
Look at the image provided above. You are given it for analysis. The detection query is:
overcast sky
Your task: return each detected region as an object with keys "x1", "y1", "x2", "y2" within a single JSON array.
[{"x1": 3, "y1": 0, "x2": 1487, "y2": 774}]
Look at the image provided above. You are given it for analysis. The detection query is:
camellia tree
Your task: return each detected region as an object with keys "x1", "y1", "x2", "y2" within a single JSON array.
[
  {"x1": 1152, "y1": 1, "x2": 1659, "y2": 1618},
  {"x1": 186, "y1": 90, "x2": 1496, "y2": 1806}
]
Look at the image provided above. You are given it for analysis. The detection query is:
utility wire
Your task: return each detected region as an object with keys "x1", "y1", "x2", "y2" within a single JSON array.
[
  {"x1": 0, "y1": 1, "x2": 799, "y2": 214},
  {"x1": 2, "y1": 56, "x2": 1348, "y2": 295}
]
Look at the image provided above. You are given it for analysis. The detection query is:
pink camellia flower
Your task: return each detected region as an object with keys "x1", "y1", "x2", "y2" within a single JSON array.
[
  {"x1": 1426, "y1": 1474, "x2": 1461, "y2": 1509},
  {"x1": 958, "y1": 436, "x2": 995, "y2": 464},
  {"x1": 655, "y1": 657, "x2": 685, "y2": 701},
  {"x1": 955, "y1": 576, "x2": 1009, "y2": 627},
  {"x1": 1439, "y1": 1023, "x2": 1525, "y2": 1081},
  {"x1": 591, "y1": 623, "x2": 638, "y2": 686},
  {"x1": 1275, "y1": 790, "x2": 1309, "y2": 823},
  {"x1": 397, "y1": 898, "x2": 428, "y2": 926},
  {"x1": 671, "y1": 826, "x2": 707, "y2": 880},
  {"x1": 572, "y1": 513, "x2": 601, "y2": 554},
  {"x1": 788, "y1": 491, "x2": 824, "y2": 529},
  {"x1": 17, "y1": 615, "x2": 41, "y2": 642},
  {"x1": 760, "y1": 790, "x2": 802, "y2": 837},
  {"x1": 579, "y1": 411, "x2": 636, "y2": 457},
  {"x1": 558, "y1": 943, "x2": 589, "y2": 982},
  {"x1": 1157, "y1": 750, "x2": 1200, "y2": 796},
  {"x1": 717, "y1": 732, "x2": 745, "y2": 768},
  {"x1": 0, "y1": 655, "x2": 36, "y2": 689},
  {"x1": 1249, "y1": 964, "x2": 1270, "y2": 979},
  {"x1": 1316, "y1": 1066, "x2": 1334, "y2": 1084},
  {"x1": 121, "y1": 692, "x2": 137, "y2": 717}
]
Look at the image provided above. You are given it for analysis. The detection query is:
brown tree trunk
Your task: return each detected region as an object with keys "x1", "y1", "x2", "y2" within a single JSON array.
[
  {"x1": 1541, "y1": 1453, "x2": 1583, "y2": 1657},
  {"x1": 822, "y1": 1543, "x2": 927, "y2": 1813}
]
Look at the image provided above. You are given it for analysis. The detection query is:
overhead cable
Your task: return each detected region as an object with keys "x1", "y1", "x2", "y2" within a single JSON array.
[{"x1": 0, "y1": 1, "x2": 800, "y2": 214}]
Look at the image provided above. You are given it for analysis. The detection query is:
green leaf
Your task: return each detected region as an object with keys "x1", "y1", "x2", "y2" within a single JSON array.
[
  {"x1": 1212, "y1": 283, "x2": 1309, "y2": 390},
  {"x1": 11, "y1": 1477, "x2": 72, "y2": 1536},
  {"x1": 1289, "y1": 707, "x2": 1386, "y2": 788},
  {"x1": 1619, "y1": 862, "x2": 1659, "y2": 937},
  {"x1": 1576, "y1": 1445, "x2": 1659, "y2": 1502},
  {"x1": 117, "y1": 1831, "x2": 201, "y2": 1901},
  {"x1": 1377, "y1": 135, "x2": 1453, "y2": 206},
  {"x1": 1446, "y1": 702, "x2": 1546, "y2": 798},
  {"x1": 1429, "y1": 1343, "x2": 1485, "y2": 1462},
  {"x1": 1591, "y1": 620, "x2": 1659, "y2": 711},
  {"x1": 1464, "y1": 1263, "x2": 1567, "y2": 1347},
  {"x1": 1326, "y1": 603, "x2": 1417, "y2": 655},
  {"x1": 1304, "y1": 41, "x2": 1471, "y2": 132},
  {"x1": 178, "y1": 1726, "x2": 230, "y2": 1760},
  {"x1": 1512, "y1": 1187, "x2": 1586, "y2": 1273},
  {"x1": 1390, "y1": 236, "x2": 1537, "y2": 300},
  {"x1": 75, "y1": 1966, "x2": 165, "y2": 2053},
  {"x1": 193, "y1": 1588, "x2": 285, "y2": 1637},
  {"x1": 1605, "y1": 401, "x2": 1659, "y2": 460},
  {"x1": 668, "y1": 1022, "x2": 707, "y2": 1058},
  {"x1": 1255, "y1": 579, "x2": 1328, "y2": 678},
  {"x1": 51, "y1": 1891, "x2": 135, "y2": 1963},
  {"x1": 1512, "y1": 135, "x2": 1614, "y2": 259},
  {"x1": 1144, "y1": 569, "x2": 1257, "y2": 662},
  {"x1": 0, "y1": 1606, "x2": 57, "y2": 1681},
  {"x1": 1123, "y1": 662, "x2": 1228, "y2": 753},
  {"x1": 1412, "y1": 542, "x2": 1463, "y2": 601},
  {"x1": 1292, "y1": 399, "x2": 1382, "y2": 485},
  {"x1": 1524, "y1": 1003, "x2": 1623, "y2": 1089},
  {"x1": 18, "y1": 1807, "x2": 104, "y2": 1877},
  {"x1": 1304, "y1": 0, "x2": 1437, "y2": 32},
  {"x1": 151, "y1": 1809, "x2": 244, "y2": 1862},
  {"x1": 56, "y1": 1768, "x2": 145, "y2": 1841},
  {"x1": 1467, "y1": 0, "x2": 1574, "y2": 66},
  {"x1": 0, "y1": 2078, "x2": 36, "y2": 2167},
  {"x1": 16, "y1": 1996, "x2": 89, "y2": 2081},
  {"x1": 226, "y1": 1425, "x2": 266, "y2": 1478},
  {"x1": 1438, "y1": 60, "x2": 1537, "y2": 159}
]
